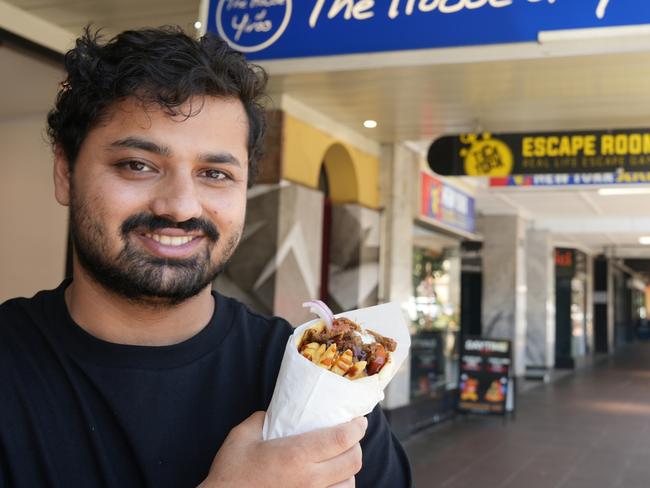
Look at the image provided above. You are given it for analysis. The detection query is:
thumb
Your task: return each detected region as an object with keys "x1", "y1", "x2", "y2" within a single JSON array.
[{"x1": 231, "y1": 411, "x2": 266, "y2": 440}]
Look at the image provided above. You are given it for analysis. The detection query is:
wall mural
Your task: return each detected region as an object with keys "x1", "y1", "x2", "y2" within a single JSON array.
[
  {"x1": 214, "y1": 182, "x2": 324, "y2": 326},
  {"x1": 329, "y1": 204, "x2": 381, "y2": 314},
  {"x1": 213, "y1": 183, "x2": 281, "y2": 316}
]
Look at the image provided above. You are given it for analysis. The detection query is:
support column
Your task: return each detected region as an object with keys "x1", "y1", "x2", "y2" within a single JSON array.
[
  {"x1": 378, "y1": 143, "x2": 418, "y2": 411},
  {"x1": 525, "y1": 229, "x2": 555, "y2": 373},
  {"x1": 478, "y1": 215, "x2": 527, "y2": 377},
  {"x1": 607, "y1": 258, "x2": 616, "y2": 352},
  {"x1": 585, "y1": 255, "x2": 595, "y2": 354}
]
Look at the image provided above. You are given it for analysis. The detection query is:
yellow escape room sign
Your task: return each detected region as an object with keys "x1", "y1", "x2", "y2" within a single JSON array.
[{"x1": 427, "y1": 130, "x2": 650, "y2": 177}]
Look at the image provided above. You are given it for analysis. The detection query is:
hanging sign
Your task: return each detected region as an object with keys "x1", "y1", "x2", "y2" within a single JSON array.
[
  {"x1": 458, "y1": 337, "x2": 512, "y2": 415},
  {"x1": 420, "y1": 172, "x2": 475, "y2": 233},
  {"x1": 205, "y1": 0, "x2": 648, "y2": 60},
  {"x1": 489, "y1": 171, "x2": 650, "y2": 187},
  {"x1": 428, "y1": 130, "x2": 650, "y2": 177}
]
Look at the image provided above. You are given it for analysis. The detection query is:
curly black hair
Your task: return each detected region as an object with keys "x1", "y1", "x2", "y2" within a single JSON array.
[{"x1": 47, "y1": 26, "x2": 268, "y2": 186}]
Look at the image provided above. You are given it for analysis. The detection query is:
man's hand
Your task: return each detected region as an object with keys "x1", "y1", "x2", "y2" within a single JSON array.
[{"x1": 198, "y1": 411, "x2": 367, "y2": 488}]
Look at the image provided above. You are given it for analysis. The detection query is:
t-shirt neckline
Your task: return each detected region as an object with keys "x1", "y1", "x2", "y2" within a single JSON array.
[{"x1": 49, "y1": 279, "x2": 234, "y2": 369}]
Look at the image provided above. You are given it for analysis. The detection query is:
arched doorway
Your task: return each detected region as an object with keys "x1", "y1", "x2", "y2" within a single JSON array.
[
  {"x1": 318, "y1": 143, "x2": 376, "y2": 314},
  {"x1": 319, "y1": 143, "x2": 358, "y2": 312}
]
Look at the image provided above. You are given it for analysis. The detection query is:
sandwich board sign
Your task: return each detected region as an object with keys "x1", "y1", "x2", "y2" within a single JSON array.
[{"x1": 458, "y1": 337, "x2": 513, "y2": 415}]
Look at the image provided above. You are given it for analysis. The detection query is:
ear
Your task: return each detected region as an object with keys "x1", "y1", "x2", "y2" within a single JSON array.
[{"x1": 53, "y1": 145, "x2": 71, "y2": 206}]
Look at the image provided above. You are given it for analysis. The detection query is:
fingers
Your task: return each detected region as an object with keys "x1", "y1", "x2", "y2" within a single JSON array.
[
  {"x1": 316, "y1": 442, "x2": 362, "y2": 486},
  {"x1": 214, "y1": 413, "x2": 364, "y2": 488},
  {"x1": 328, "y1": 477, "x2": 355, "y2": 488},
  {"x1": 289, "y1": 417, "x2": 367, "y2": 463}
]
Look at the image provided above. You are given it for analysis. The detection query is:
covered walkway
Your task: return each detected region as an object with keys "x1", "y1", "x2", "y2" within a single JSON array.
[{"x1": 405, "y1": 343, "x2": 650, "y2": 488}]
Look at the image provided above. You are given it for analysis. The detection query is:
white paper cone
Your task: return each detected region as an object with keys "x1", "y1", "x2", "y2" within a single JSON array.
[{"x1": 262, "y1": 302, "x2": 410, "y2": 440}]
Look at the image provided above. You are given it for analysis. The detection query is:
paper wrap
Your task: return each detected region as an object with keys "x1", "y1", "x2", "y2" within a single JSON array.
[{"x1": 262, "y1": 302, "x2": 410, "y2": 440}]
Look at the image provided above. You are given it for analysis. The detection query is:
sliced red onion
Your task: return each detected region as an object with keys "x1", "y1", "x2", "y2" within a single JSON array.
[{"x1": 302, "y1": 300, "x2": 334, "y2": 330}]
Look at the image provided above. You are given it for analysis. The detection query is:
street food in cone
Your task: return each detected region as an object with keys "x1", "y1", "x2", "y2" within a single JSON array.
[
  {"x1": 300, "y1": 301, "x2": 397, "y2": 380},
  {"x1": 262, "y1": 301, "x2": 410, "y2": 440}
]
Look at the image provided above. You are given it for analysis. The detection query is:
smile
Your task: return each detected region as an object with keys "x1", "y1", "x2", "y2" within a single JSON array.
[{"x1": 144, "y1": 233, "x2": 199, "y2": 247}]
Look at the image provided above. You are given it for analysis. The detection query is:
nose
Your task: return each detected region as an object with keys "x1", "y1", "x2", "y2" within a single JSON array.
[{"x1": 149, "y1": 171, "x2": 203, "y2": 223}]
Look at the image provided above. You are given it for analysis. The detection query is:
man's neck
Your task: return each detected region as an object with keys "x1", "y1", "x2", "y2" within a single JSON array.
[{"x1": 64, "y1": 267, "x2": 215, "y2": 347}]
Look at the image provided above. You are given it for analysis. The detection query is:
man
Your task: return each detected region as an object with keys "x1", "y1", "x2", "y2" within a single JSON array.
[{"x1": 0, "y1": 27, "x2": 412, "y2": 487}]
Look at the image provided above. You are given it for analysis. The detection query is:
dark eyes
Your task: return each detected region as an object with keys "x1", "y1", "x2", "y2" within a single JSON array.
[
  {"x1": 127, "y1": 160, "x2": 152, "y2": 172},
  {"x1": 116, "y1": 160, "x2": 154, "y2": 173},
  {"x1": 201, "y1": 169, "x2": 229, "y2": 181}
]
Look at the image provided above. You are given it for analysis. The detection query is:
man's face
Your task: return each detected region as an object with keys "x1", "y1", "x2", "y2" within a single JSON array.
[{"x1": 55, "y1": 96, "x2": 249, "y2": 305}]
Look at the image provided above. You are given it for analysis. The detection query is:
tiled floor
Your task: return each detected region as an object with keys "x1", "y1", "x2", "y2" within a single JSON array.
[{"x1": 404, "y1": 343, "x2": 650, "y2": 488}]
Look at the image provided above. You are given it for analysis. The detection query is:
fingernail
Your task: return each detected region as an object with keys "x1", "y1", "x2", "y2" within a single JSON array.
[{"x1": 358, "y1": 416, "x2": 368, "y2": 430}]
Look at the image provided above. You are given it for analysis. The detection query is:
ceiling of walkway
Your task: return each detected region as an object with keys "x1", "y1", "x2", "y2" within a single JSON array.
[
  {"x1": 470, "y1": 180, "x2": 650, "y2": 256},
  {"x1": 266, "y1": 50, "x2": 650, "y2": 143},
  {"x1": 4, "y1": 0, "x2": 650, "y2": 257}
]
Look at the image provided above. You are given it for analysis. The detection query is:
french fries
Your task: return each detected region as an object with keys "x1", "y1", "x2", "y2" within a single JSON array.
[{"x1": 301, "y1": 341, "x2": 366, "y2": 379}]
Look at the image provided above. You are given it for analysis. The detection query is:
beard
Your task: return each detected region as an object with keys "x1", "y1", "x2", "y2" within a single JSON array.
[{"x1": 69, "y1": 191, "x2": 240, "y2": 306}]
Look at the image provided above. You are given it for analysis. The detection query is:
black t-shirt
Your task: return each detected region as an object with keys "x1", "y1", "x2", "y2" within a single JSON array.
[{"x1": 0, "y1": 281, "x2": 412, "y2": 488}]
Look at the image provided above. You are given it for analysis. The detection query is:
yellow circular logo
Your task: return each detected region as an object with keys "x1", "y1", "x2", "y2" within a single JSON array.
[{"x1": 460, "y1": 134, "x2": 513, "y2": 177}]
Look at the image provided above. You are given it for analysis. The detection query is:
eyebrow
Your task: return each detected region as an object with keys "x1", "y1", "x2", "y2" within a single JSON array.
[
  {"x1": 108, "y1": 136, "x2": 243, "y2": 167},
  {"x1": 198, "y1": 152, "x2": 242, "y2": 167},
  {"x1": 108, "y1": 137, "x2": 171, "y2": 157}
]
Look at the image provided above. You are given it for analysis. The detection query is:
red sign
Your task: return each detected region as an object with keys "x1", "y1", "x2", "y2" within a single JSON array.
[
  {"x1": 555, "y1": 250, "x2": 573, "y2": 267},
  {"x1": 419, "y1": 172, "x2": 475, "y2": 233}
]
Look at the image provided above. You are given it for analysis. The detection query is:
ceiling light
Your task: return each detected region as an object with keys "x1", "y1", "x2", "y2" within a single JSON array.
[
  {"x1": 194, "y1": 21, "x2": 202, "y2": 29},
  {"x1": 597, "y1": 188, "x2": 650, "y2": 196},
  {"x1": 640, "y1": 236, "x2": 650, "y2": 245},
  {"x1": 363, "y1": 120, "x2": 378, "y2": 129}
]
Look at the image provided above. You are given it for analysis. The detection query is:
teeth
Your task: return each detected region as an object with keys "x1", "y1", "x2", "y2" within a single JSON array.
[{"x1": 145, "y1": 233, "x2": 196, "y2": 246}]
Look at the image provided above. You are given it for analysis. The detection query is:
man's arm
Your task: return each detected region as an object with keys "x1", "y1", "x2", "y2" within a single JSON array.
[{"x1": 357, "y1": 406, "x2": 413, "y2": 488}]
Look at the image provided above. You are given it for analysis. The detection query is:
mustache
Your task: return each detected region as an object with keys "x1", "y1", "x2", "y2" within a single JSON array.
[{"x1": 121, "y1": 213, "x2": 219, "y2": 242}]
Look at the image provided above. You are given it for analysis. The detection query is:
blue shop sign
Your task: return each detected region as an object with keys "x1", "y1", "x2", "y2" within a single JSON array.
[{"x1": 205, "y1": 0, "x2": 648, "y2": 60}]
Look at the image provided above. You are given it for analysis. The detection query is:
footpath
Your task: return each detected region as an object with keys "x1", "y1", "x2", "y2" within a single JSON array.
[{"x1": 404, "y1": 343, "x2": 650, "y2": 488}]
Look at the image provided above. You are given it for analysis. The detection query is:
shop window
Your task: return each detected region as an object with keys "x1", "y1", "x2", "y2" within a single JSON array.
[{"x1": 408, "y1": 245, "x2": 461, "y2": 400}]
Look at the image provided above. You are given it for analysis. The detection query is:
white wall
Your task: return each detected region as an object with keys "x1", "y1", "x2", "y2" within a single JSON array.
[{"x1": 0, "y1": 115, "x2": 67, "y2": 302}]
